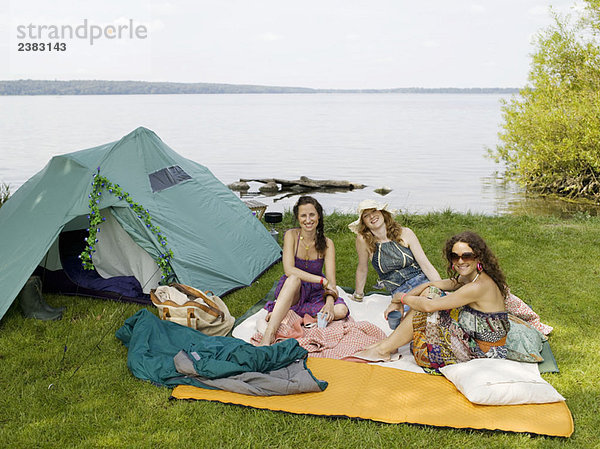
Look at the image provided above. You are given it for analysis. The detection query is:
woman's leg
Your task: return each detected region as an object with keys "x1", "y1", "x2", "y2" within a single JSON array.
[
  {"x1": 332, "y1": 303, "x2": 349, "y2": 320},
  {"x1": 353, "y1": 309, "x2": 416, "y2": 360},
  {"x1": 259, "y1": 275, "x2": 301, "y2": 345},
  {"x1": 355, "y1": 286, "x2": 436, "y2": 360}
]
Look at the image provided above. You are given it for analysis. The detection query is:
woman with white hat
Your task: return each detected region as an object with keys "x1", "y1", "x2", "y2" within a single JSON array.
[{"x1": 348, "y1": 200, "x2": 441, "y2": 317}]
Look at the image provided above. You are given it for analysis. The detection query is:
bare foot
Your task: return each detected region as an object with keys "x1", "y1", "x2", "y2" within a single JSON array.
[
  {"x1": 258, "y1": 330, "x2": 274, "y2": 346},
  {"x1": 362, "y1": 341, "x2": 379, "y2": 351},
  {"x1": 352, "y1": 346, "x2": 393, "y2": 362}
]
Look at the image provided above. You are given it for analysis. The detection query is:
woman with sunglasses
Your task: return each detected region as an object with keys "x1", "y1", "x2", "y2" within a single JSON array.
[
  {"x1": 259, "y1": 196, "x2": 348, "y2": 346},
  {"x1": 348, "y1": 200, "x2": 441, "y2": 313},
  {"x1": 353, "y1": 231, "x2": 510, "y2": 371}
]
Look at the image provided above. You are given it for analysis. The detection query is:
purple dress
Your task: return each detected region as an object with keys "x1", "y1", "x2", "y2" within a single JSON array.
[{"x1": 264, "y1": 231, "x2": 348, "y2": 317}]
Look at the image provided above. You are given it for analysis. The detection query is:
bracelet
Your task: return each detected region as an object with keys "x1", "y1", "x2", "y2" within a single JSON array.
[
  {"x1": 400, "y1": 293, "x2": 407, "y2": 304},
  {"x1": 323, "y1": 288, "x2": 339, "y2": 301},
  {"x1": 320, "y1": 277, "x2": 324, "y2": 285}
]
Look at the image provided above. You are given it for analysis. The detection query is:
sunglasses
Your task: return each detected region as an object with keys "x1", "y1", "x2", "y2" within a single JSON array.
[{"x1": 450, "y1": 252, "x2": 477, "y2": 263}]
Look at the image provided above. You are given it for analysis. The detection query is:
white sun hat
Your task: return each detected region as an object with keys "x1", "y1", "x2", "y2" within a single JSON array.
[{"x1": 347, "y1": 199, "x2": 396, "y2": 234}]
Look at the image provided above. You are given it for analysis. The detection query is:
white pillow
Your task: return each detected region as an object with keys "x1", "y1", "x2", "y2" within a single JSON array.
[{"x1": 439, "y1": 358, "x2": 565, "y2": 405}]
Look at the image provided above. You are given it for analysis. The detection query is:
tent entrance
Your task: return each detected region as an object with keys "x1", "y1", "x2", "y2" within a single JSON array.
[
  {"x1": 35, "y1": 230, "x2": 151, "y2": 304},
  {"x1": 35, "y1": 208, "x2": 163, "y2": 304}
]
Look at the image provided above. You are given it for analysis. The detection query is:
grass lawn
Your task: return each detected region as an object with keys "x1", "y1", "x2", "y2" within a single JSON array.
[{"x1": 0, "y1": 211, "x2": 598, "y2": 448}]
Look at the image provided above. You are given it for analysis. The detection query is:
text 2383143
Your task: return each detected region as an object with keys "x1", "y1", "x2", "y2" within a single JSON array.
[{"x1": 17, "y1": 42, "x2": 67, "y2": 51}]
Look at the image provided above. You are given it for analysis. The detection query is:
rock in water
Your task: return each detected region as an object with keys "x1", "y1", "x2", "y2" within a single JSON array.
[
  {"x1": 228, "y1": 181, "x2": 250, "y2": 191},
  {"x1": 374, "y1": 186, "x2": 392, "y2": 196},
  {"x1": 259, "y1": 181, "x2": 279, "y2": 193}
]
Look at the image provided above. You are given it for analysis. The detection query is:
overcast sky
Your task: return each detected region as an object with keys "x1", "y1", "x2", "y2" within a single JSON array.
[{"x1": 1, "y1": 0, "x2": 580, "y2": 89}]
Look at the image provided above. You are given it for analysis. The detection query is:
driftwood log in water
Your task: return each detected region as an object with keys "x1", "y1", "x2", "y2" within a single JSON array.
[{"x1": 239, "y1": 176, "x2": 366, "y2": 191}]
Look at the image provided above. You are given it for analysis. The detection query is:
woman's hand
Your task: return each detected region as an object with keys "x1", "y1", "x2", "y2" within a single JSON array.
[
  {"x1": 319, "y1": 300, "x2": 335, "y2": 323},
  {"x1": 384, "y1": 302, "x2": 403, "y2": 320}
]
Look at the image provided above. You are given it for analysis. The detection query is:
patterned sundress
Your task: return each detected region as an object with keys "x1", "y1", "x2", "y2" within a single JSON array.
[{"x1": 411, "y1": 288, "x2": 510, "y2": 373}]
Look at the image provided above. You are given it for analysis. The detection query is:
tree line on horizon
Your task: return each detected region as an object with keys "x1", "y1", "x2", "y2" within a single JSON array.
[{"x1": 0, "y1": 79, "x2": 518, "y2": 95}]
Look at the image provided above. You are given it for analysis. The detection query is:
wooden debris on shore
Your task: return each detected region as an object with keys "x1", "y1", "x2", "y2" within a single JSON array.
[
  {"x1": 237, "y1": 176, "x2": 366, "y2": 193},
  {"x1": 258, "y1": 181, "x2": 279, "y2": 193}
]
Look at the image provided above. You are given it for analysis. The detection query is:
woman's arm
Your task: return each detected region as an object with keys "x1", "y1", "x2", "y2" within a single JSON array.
[
  {"x1": 392, "y1": 278, "x2": 460, "y2": 304},
  {"x1": 402, "y1": 282, "x2": 481, "y2": 313},
  {"x1": 323, "y1": 237, "x2": 337, "y2": 290},
  {"x1": 282, "y1": 230, "x2": 328, "y2": 284},
  {"x1": 402, "y1": 227, "x2": 441, "y2": 281},
  {"x1": 319, "y1": 238, "x2": 338, "y2": 321},
  {"x1": 354, "y1": 235, "x2": 370, "y2": 296}
]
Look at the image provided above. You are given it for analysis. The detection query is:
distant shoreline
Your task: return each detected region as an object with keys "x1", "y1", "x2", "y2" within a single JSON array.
[{"x1": 0, "y1": 80, "x2": 519, "y2": 95}]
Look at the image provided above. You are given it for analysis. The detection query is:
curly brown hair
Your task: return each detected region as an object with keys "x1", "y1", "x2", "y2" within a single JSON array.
[
  {"x1": 293, "y1": 196, "x2": 327, "y2": 254},
  {"x1": 444, "y1": 231, "x2": 508, "y2": 298},
  {"x1": 358, "y1": 209, "x2": 405, "y2": 254}
]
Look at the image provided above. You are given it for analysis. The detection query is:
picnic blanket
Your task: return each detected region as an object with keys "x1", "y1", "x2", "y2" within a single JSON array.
[
  {"x1": 171, "y1": 357, "x2": 573, "y2": 437},
  {"x1": 234, "y1": 287, "x2": 558, "y2": 374},
  {"x1": 249, "y1": 311, "x2": 387, "y2": 359},
  {"x1": 171, "y1": 287, "x2": 572, "y2": 436}
]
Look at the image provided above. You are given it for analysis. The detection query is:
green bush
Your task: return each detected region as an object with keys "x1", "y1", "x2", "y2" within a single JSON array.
[{"x1": 493, "y1": 0, "x2": 600, "y2": 200}]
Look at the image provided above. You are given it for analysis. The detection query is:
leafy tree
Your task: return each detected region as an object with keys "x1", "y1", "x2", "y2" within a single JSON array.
[{"x1": 494, "y1": 0, "x2": 600, "y2": 200}]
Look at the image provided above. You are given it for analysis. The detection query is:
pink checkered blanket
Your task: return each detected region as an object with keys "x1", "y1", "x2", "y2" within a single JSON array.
[{"x1": 251, "y1": 311, "x2": 387, "y2": 360}]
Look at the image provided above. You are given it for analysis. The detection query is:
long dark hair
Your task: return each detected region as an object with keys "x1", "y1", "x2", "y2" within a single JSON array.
[
  {"x1": 444, "y1": 231, "x2": 508, "y2": 298},
  {"x1": 293, "y1": 196, "x2": 327, "y2": 254}
]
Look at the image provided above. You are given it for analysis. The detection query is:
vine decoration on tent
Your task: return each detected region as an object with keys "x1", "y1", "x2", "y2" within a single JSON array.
[{"x1": 79, "y1": 167, "x2": 175, "y2": 283}]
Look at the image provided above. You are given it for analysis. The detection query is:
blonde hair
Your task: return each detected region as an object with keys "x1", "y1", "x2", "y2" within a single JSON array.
[{"x1": 358, "y1": 209, "x2": 405, "y2": 253}]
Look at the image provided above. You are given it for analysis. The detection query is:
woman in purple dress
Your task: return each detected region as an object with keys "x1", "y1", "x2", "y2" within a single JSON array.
[{"x1": 260, "y1": 196, "x2": 348, "y2": 346}]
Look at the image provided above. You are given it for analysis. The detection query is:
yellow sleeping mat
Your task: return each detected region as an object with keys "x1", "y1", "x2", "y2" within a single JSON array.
[{"x1": 171, "y1": 357, "x2": 573, "y2": 437}]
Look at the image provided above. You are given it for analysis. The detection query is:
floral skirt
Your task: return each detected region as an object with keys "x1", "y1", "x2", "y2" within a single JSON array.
[{"x1": 411, "y1": 288, "x2": 509, "y2": 373}]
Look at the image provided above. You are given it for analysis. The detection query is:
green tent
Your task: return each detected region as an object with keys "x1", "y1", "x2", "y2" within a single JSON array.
[{"x1": 0, "y1": 127, "x2": 281, "y2": 320}]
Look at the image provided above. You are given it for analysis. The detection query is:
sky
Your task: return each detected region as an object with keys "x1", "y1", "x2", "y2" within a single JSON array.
[{"x1": 0, "y1": 0, "x2": 581, "y2": 89}]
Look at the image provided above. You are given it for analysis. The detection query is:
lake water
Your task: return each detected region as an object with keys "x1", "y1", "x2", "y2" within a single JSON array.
[{"x1": 0, "y1": 94, "x2": 595, "y2": 216}]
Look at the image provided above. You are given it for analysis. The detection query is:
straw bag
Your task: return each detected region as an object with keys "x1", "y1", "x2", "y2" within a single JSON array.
[{"x1": 150, "y1": 283, "x2": 235, "y2": 336}]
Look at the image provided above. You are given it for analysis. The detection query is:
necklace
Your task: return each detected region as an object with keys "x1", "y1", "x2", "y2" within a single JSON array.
[
  {"x1": 299, "y1": 234, "x2": 314, "y2": 261},
  {"x1": 470, "y1": 272, "x2": 480, "y2": 283}
]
